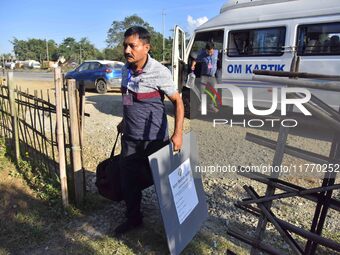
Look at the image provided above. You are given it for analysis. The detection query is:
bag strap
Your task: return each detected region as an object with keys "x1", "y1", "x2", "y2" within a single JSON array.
[{"x1": 110, "y1": 132, "x2": 121, "y2": 158}]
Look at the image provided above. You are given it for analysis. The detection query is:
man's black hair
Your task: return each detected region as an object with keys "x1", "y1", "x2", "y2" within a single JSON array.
[
  {"x1": 205, "y1": 42, "x2": 215, "y2": 50},
  {"x1": 124, "y1": 26, "x2": 151, "y2": 44}
]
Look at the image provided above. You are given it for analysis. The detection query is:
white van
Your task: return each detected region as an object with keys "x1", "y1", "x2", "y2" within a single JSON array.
[{"x1": 172, "y1": 0, "x2": 340, "y2": 117}]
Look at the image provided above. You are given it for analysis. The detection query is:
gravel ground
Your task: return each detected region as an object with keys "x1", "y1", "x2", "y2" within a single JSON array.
[
  {"x1": 6, "y1": 76, "x2": 338, "y2": 254},
  {"x1": 80, "y1": 91, "x2": 339, "y2": 254}
]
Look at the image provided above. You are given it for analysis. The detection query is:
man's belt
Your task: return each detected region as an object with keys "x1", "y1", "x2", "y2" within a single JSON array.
[{"x1": 121, "y1": 88, "x2": 161, "y2": 100}]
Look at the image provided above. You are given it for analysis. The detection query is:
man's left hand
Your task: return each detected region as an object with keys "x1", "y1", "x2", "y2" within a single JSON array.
[
  {"x1": 171, "y1": 133, "x2": 182, "y2": 151},
  {"x1": 167, "y1": 91, "x2": 184, "y2": 152}
]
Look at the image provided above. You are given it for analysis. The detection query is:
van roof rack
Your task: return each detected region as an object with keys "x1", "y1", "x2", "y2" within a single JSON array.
[{"x1": 220, "y1": 0, "x2": 297, "y2": 13}]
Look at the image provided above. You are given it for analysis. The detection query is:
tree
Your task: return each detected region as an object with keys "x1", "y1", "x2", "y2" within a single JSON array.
[
  {"x1": 78, "y1": 37, "x2": 98, "y2": 62},
  {"x1": 106, "y1": 15, "x2": 154, "y2": 47},
  {"x1": 103, "y1": 48, "x2": 123, "y2": 61},
  {"x1": 47, "y1": 39, "x2": 58, "y2": 61},
  {"x1": 11, "y1": 38, "x2": 41, "y2": 60},
  {"x1": 12, "y1": 38, "x2": 58, "y2": 62},
  {"x1": 59, "y1": 37, "x2": 79, "y2": 62},
  {"x1": 0, "y1": 53, "x2": 15, "y2": 62},
  {"x1": 11, "y1": 38, "x2": 28, "y2": 60},
  {"x1": 95, "y1": 49, "x2": 104, "y2": 60},
  {"x1": 106, "y1": 15, "x2": 172, "y2": 62},
  {"x1": 58, "y1": 37, "x2": 100, "y2": 63}
]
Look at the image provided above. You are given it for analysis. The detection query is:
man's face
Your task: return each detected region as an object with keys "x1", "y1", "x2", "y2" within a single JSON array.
[
  {"x1": 206, "y1": 48, "x2": 214, "y2": 56},
  {"x1": 123, "y1": 34, "x2": 150, "y2": 66}
]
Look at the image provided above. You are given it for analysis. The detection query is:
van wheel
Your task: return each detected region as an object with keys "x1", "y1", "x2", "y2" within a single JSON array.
[
  {"x1": 182, "y1": 88, "x2": 199, "y2": 119},
  {"x1": 96, "y1": 80, "x2": 107, "y2": 94}
]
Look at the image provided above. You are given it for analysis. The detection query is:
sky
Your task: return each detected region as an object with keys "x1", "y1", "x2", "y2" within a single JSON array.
[{"x1": 0, "y1": 0, "x2": 227, "y2": 55}]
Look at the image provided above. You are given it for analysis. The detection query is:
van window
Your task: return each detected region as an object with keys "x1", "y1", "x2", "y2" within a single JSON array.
[
  {"x1": 297, "y1": 22, "x2": 340, "y2": 56},
  {"x1": 228, "y1": 27, "x2": 286, "y2": 57},
  {"x1": 178, "y1": 31, "x2": 185, "y2": 60},
  {"x1": 191, "y1": 30, "x2": 224, "y2": 52}
]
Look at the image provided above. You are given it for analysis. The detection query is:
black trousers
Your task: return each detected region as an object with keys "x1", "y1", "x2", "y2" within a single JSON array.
[{"x1": 119, "y1": 136, "x2": 169, "y2": 222}]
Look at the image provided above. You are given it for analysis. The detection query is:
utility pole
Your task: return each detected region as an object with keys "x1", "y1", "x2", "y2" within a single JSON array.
[
  {"x1": 46, "y1": 39, "x2": 49, "y2": 62},
  {"x1": 162, "y1": 9, "x2": 166, "y2": 62},
  {"x1": 2, "y1": 55, "x2": 5, "y2": 76}
]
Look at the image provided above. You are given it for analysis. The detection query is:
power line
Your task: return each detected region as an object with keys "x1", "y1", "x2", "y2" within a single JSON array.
[{"x1": 162, "y1": 9, "x2": 166, "y2": 62}]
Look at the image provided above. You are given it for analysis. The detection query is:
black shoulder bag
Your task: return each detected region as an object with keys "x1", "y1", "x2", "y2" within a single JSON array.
[{"x1": 95, "y1": 132, "x2": 123, "y2": 201}]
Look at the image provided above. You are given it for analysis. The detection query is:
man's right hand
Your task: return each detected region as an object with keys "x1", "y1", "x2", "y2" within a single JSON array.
[{"x1": 117, "y1": 121, "x2": 124, "y2": 133}]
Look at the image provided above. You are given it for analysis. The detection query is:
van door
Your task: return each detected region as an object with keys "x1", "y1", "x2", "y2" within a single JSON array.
[{"x1": 172, "y1": 26, "x2": 188, "y2": 92}]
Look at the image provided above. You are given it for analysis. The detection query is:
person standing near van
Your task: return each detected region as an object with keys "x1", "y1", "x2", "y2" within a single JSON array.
[
  {"x1": 115, "y1": 26, "x2": 184, "y2": 236},
  {"x1": 191, "y1": 42, "x2": 219, "y2": 112}
]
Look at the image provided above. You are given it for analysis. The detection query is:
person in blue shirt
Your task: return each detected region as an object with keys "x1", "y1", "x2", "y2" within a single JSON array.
[{"x1": 191, "y1": 42, "x2": 219, "y2": 112}]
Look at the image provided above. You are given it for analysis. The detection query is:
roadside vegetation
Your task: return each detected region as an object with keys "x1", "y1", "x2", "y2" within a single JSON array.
[
  {"x1": 2, "y1": 15, "x2": 173, "y2": 67},
  {"x1": 0, "y1": 139, "x2": 245, "y2": 255}
]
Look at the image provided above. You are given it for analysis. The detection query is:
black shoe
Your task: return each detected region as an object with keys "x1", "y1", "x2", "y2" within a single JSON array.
[{"x1": 114, "y1": 219, "x2": 143, "y2": 237}]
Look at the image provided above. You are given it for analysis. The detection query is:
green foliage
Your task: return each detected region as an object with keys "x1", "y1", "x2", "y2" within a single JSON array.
[
  {"x1": 10, "y1": 15, "x2": 174, "y2": 64},
  {"x1": 11, "y1": 36, "x2": 104, "y2": 63},
  {"x1": 106, "y1": 14, "x2": 172, "y2": 62},
  {"x1": 106, "y1": 14, "x2": 153, "y2": 48},
  {"x1": 11, "y1": 38, "x2": 58, "y2": 62},
  {"x1": 57, "y1": 37, "x2": 102, "y2": 63},
  {"x1": 102, "y1": 48, "x2": 117, "y2": 61},
  {"x1": 16, "y1": 158, "x2": 61, "y2": 204},
  {"x1": 0, "y1": 139, "x2": 6, "y2": 172},
  {"x1": 0, "y1": 138, "x2": 5, "y2": 158}
]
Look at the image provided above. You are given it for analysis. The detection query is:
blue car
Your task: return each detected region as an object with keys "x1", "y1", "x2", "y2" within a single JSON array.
[{"x1": 65, "y1": 60, "x2": 124, "y2": 94}]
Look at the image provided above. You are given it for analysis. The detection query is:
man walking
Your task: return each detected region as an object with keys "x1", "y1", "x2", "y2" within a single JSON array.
[
  {"x1": 191, "y1": 42, "x2": 219, "y2": 112},
  {"x1": 115, "y1": 26, "x2": 184, "y2": 236}
]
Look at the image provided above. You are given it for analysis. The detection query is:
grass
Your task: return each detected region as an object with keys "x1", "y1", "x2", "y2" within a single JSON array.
[
  {"x1": 4, "y1": 137, "x2": 338, "y2": 255},
  {"x1": 0, "y1": 138, "x2": 251, "y2": 254},
  {"x1": 0, "y1": 138, "x2": 8, "y2": 172},
  {"x1": 3, "y1": 137, "x2": 338, "y2": 254},
  {"x1": 0, "y1": 154, "x2": 130, "y2": 254}
]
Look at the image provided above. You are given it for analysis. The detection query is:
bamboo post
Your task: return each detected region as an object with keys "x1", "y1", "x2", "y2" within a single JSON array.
[
  {"x1": 33, "y1": 90, "x2": 43, "y2": 162},
  {"x1": 55, "y1": 67, "x2": 69, "y2": 207},
  {"x1": 27, "y1": 89, "x2": 38, "y2": 162},
  {"x1": 78, "y1": 82, "x2": 86, "y2": 194},
  {"x1": 47, "y1": 91, "x2": 56, "y2": 164},
  {"x1": 78, "y1": 82, "x2": 85, "y2": 152},
  {"x1": 25, "y1": 89, "x2": 34, "y2": 150},
  {"x1": 67, "y1": 78, "x2": 84, "y2": 205},
  {"x1": 16, "y1": 87, "x2": 24, "y2": 156},
  {"x1": 40, "y1": 91, "x2": 48, "y2": 161},
  {"x1": 7, "y1": 71, "x2": 20, "y2": 161},
  {"x1": 18, "y1": 89, "x2": 29, "y2": 157},
  {"x1": 5, "y1": 87, "x2": 11, "y2": 139},
  {"x1": 0, "y1": 86, "x2": 5, "y2": 137},
  {"x1": 62, "y1": 75, "x2": 70, "y2": 171}
]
